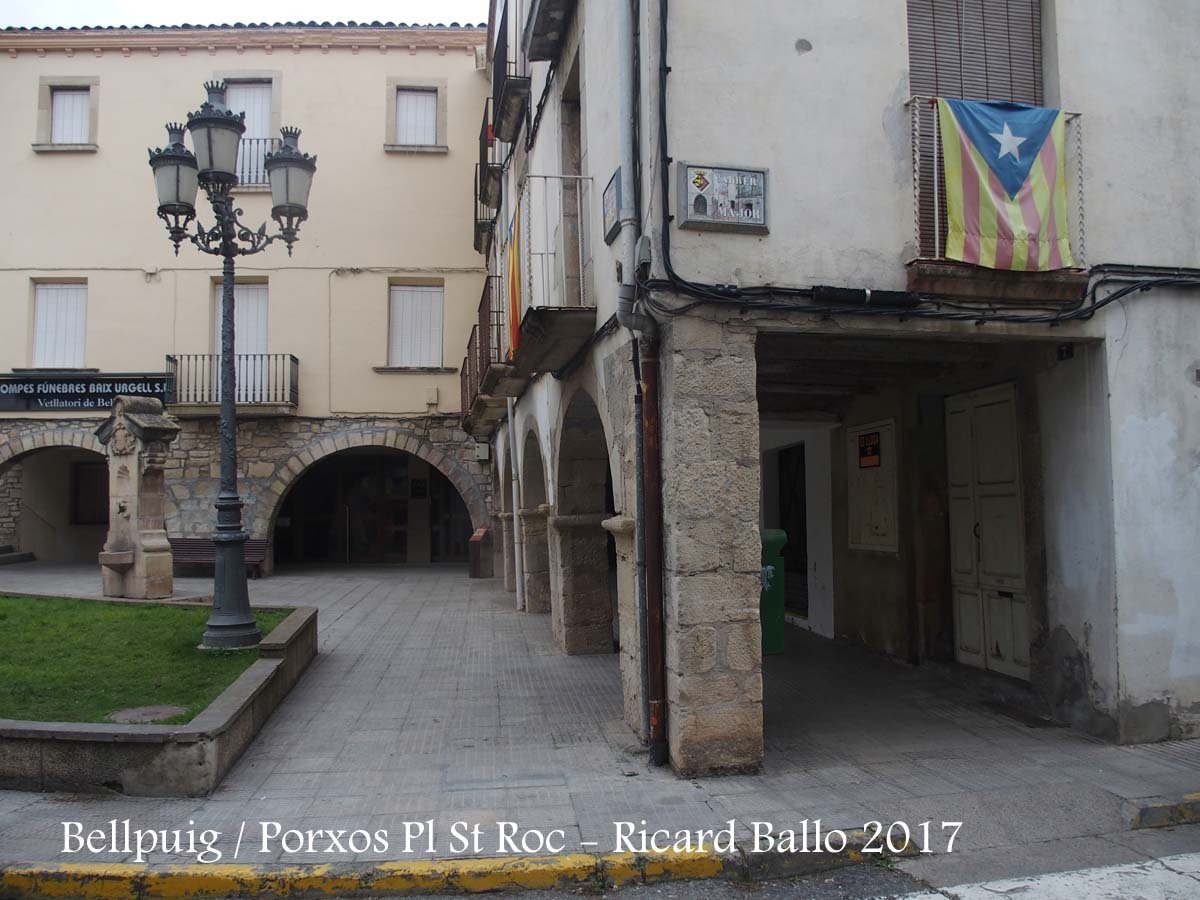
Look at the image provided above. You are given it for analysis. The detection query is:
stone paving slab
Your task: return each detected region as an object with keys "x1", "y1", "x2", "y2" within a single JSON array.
[{"x1": 1, "y1": 562, "x2": 1199, "y2": 871}]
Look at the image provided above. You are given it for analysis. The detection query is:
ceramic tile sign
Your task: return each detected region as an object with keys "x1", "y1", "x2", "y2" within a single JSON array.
[{"x1": 677, "y1": 162, "x2": 769, "y2": 234}]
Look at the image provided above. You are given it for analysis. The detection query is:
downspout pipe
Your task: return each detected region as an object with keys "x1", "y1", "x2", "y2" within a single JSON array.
[{"x1": 507, "y1": 397, "x2": 525, "y2": 612}]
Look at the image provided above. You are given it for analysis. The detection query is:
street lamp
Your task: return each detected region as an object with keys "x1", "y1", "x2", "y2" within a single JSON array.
[{"x1": 148, "y1": 81, "x2": 316, "y2": 648}]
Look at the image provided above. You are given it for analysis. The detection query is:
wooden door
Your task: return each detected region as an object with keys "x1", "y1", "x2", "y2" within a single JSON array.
[{"x1": 945, "y1": 383, "x2": 1029, "y2": 680}]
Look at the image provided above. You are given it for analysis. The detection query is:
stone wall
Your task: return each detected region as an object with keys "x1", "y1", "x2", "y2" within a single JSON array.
[
  {"x1": 0, "y1": 414, "x2": 493, "y2": 556},
  {"x1": 0, "y1": 462, "x2": 22, "y2": 548}
]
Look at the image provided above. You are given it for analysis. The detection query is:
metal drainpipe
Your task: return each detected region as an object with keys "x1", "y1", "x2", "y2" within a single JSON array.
[
  {"x1": 507, "y1": 397, "x2": 525, "y2": 612},
  {"x1": 640, "y1": 335, "x2": 668, "y2": 765}
]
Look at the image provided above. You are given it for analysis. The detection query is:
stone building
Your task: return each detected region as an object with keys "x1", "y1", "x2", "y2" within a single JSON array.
[
  {"x1": 0, "y1": 21, "x2": 491, "y2": 571},
  {"x1": 462, "y1": 0, "x2": 1200, "y2": 774}
]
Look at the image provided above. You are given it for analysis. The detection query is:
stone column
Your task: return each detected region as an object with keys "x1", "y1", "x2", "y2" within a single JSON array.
[
  {"x1": 549, "y1": 513, "x2": 613, "y2": 654},
  {"x1": 491, "y1": 513, "x2": 506, "y2": 582},
  {"x1": 500, "y1": 512, "x2": 516, "y2": 592},
  {"x1": 660, "y1": 317, "x2": 764, "y2": 774},
  {"x1": 603, "y1": 514, "x2": 645, "y2": 738},
  {"x1": 519, "y1": 504, "x2": 552, "y2": 613},
  {"x1": 95, "y1": 397, "x2": 181, "y2": 599}
]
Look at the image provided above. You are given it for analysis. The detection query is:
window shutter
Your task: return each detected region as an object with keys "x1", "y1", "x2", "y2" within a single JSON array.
[
  {"x1": 388, "y1": 285, "x2": 444, "y2": 367},
  {"x1": 50, "y1": 89, "x2": 89, "y2": 143},
  {"x1": 212, "y1": 283, "x2": 269, "y2": 355},
  {"x1": 395, "y1": 89, "x2": 438, "y2": 145},
  {"x1": 225, "y1": 81, "x2": 272, "y2": 184},
  {"x1": 33, "y1": 283, "x2": 87, "y2": 368},
  {"x1": 906, "y1": 0, "x2": 1043, "y2": 256}
]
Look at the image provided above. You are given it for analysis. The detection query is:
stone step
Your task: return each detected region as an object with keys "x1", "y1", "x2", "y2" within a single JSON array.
[
  {"x1": 0, "y1": 545, "x2": 13, "y2": 554},
  {"x1": 0, "y1": 551, "x2": 35, "y2": 566}
]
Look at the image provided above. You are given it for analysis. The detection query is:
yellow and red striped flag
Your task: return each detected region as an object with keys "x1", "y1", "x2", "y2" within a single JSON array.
[{"x1": 937, "y1": 97, "x2": 1074, "y2": 271}]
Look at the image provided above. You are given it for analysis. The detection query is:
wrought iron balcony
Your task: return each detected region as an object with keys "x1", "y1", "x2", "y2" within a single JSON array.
[
  {"x1": 492, "y1": 4, "x2": 530, "y2": 143},
  {"x1": 523, "y1": 0, "x2": 577, "y2": 61},
  {"x1": 478, "y1": 98, "x2": 502, "y2": 208},
  {"x1": 474, "y1": 164, "x2": 498, "y2": 254},
  {"x1": 461, "y1": 276, "x2": 519, "y2": 437},
  {"x1": 165, "y1": 353, "x2": 298, "y2": 413},
  {"x1": 905, "y1": 96, "x2": 1088, "y2": 300},
  {"x1": 235, "y1": 137, "x2": 281, "y2": 187}
]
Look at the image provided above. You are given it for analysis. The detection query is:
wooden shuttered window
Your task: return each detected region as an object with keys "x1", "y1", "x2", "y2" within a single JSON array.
[
  {"x1": 907, "y1": 0, "x2": 1044, "y2": 256},
  {"x1": 50, "y1": 88, "x2": 90, "y2": 143},
  {"x1": 395, "y1": 88, "x2": 438, "y2": 146}
]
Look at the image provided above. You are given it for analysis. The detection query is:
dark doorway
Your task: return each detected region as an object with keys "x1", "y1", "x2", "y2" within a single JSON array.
[
  {"x1": 778, "y1": 443, "x2": 809, "y2": 616},
  {"x1": 274, "y1": 448, "x2": 471, "y2": 566}
]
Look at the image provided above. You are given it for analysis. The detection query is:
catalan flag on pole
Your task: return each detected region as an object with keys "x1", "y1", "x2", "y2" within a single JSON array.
[{"x1": 937, "y1": 98, "x2": 1074, "y2": 271}]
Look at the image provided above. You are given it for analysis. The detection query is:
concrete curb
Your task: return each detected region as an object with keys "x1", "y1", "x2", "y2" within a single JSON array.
[
  {"x1": 1130, "y1": 793, "x2": 1200, "y2": 829},
  {"x1": 0, "y1": 830, "x2": 912, "y2": 898}
]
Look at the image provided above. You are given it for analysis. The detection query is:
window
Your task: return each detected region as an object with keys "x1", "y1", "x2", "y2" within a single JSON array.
[
  {"x1": 907, "y1": 1, "x2": 1044, "y2": 256},
  {"x1": 71, "y1": 461, "x2": 108, "y2": 525},
  {"x1": 213, "y1": 282, "x2": 269, "y2": 402},
  {"x1": 906, "y1": 0, "x2": 1043, "y2": 103},
  {"x1": 51, "y1": 89, "x2": 89, "y2": 143},
  {"x1": 225, "y1": 80, "x2": 273, "y2": 185},
  {"x1": 385, "y1": 79, "x2": 447, "y2": 152},
  {"x1": 32, "y1": 283, "x2": 87, "y2": 368},
  {"x1": 388, "y1": 285, "x2": 444, "y2": 368},
  {"x1": 396, "y1": 89, "x2": 437, "y2": 145},
  {"x1": 34, "y1": 76, "x2": 99, "y2": 150}
]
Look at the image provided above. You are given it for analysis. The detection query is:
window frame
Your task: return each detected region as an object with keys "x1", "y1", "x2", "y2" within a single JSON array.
[
  {"x1": 33, "y1": 76, "x2": 100, "y2": 152},
  {"x1": 384, "y1": 78, "x2": 449, "y2": 153},
  {"x1": 382, "y1": 281, "x2": 448, "y2": 371},
  {"x1": 30, "y1": 280, "x2": 88, "y2": 369}
]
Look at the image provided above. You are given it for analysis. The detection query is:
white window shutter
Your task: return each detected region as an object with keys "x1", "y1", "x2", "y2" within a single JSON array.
[
  {"x1": 395, "y1": 89, "x2": 438, "y2": 145},
  {"x1": 50, "y1": 89, "x2": 89, "y2": 144},
  {"x1": 225, "y1": 81, "x2": 272, "y2": 183},
  {"x1": 389, "y1": 286, "x2": 443, "y2": 367},
  {"x1": 212, "y1": 283, "x2": 269, "y2": 402},
  {"x1": 33, "y1": 284, "x2": 87, "y2": 367}
]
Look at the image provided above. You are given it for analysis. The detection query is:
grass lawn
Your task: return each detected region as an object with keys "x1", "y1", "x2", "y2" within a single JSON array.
[{"x1": 0, "y1": 595, "x2": 292, "y2": 725}]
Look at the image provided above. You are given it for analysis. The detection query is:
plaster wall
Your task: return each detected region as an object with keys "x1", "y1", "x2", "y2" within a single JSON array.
[{"x1": 0, "y1": 29, "x2": 488, "y2": 418}]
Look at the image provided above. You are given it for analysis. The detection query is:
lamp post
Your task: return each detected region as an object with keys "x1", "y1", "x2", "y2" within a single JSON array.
[{"x1": 148, "y1": 81, "x2": 316, "y2": 648}]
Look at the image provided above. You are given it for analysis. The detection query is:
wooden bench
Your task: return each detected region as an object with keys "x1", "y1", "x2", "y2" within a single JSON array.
[{"x1": 169, "y1": 538, "x2": 269, "y2": 578}]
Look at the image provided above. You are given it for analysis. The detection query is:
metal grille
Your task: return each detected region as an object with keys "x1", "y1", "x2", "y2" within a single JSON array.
[
  {"x1": 166, "y1": 353, "x2": 298, "y2": 406},
  {"x1": 236, "y1": 137, "x2": 280, "y2": 186}
]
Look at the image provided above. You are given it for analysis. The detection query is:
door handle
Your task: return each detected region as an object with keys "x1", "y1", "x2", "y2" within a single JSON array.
[{"x1": 973, "y1": 522, "x2": 980, "y2": 539}]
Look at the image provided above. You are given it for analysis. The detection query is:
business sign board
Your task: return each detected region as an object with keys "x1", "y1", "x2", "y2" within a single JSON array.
[
  {"x1": 677, "y1": 162, "x2": 769, "y2": 234},
  {"x1": 0, "y1": 373, "x2": 172, "y2": 412},
  {"x1": 603, "y1": 168, "x2": 622, "y2": 244}
]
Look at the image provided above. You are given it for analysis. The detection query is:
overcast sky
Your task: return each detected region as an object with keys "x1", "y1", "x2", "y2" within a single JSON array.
[{"x1": 0, "y1": 0, "x2": 489, "y2": 29}]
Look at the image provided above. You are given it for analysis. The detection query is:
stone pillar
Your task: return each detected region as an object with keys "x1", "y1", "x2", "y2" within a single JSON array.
[
  {"x1": 660, "y1": 318, "x2": 763, "y2": 774},
  {"x1": 549, "y1": 513, "x2": 614, "y2": 654},
  {"x1": 604, "y1": 514, "x2": 644, "y2": 738},
  {"x1": 500, "y1": 512, "x2": 516, "y2": 592},
  {"x1": 491, "y1": 513, "x2": 506, "y2": 582},
  {"x1": 519, "y1": 505, "x2": 551, "y2": 613},
  {"x1": 95, "y1": 397, "x2": 181, "y2": 600}
]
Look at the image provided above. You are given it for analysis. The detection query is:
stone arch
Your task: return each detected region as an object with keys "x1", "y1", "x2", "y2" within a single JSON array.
[
  {"x1": 549, "y1": 387, "x2": 618, "y2": 654},
  {"x1": 0, "y1": 426, "x2": 106, "y2": 474},
  {"x1": 518, "y1": 420, "x2": 551, "y2": 613},
  {"x1": 256, "y1": 425, "x2": 488, "y2": 539}
]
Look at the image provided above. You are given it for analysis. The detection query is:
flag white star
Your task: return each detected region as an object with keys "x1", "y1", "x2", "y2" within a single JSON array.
[{"x1": 990, "y1": 122, "x2": 1027, "y2": 162}]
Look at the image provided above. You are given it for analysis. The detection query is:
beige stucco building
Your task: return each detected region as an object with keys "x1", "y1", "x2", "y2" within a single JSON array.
[{"x1": 0, "y1": 21, "x2": 492, "y2": 570}]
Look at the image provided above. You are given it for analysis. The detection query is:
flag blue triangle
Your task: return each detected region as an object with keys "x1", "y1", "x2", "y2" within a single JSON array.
[{"x1": 944, "y1": 99, "x2": 1060, "y2": 199}]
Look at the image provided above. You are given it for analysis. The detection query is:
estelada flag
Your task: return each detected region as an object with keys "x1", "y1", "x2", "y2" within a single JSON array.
[{"x1": 936, "y1": 98, "x2": 1074, "y2": 271}]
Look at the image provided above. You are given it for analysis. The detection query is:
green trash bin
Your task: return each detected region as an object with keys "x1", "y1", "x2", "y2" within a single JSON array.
[{"x1": 760, "y1": 529, "x2": 787, "y2": 655}]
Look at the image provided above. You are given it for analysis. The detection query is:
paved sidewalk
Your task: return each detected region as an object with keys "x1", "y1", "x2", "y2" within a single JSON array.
[{"x1": 1, "y1": 562, "x2": 1199, "y2": 870}]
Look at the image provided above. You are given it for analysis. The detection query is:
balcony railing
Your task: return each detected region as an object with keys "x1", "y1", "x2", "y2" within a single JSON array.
[
  {"x1": 492, "y1": 4, "x2": 530, "y2": 143},
  {"x1": 907, "y1": 96, "x2": 1085, "y2": 266},
  {"x1": 478, "y1": 97, "x2": 502, "y2": 208},
  {"x1": 474, "y1": 164, "x2": 498, "y2": 254},
  {"x1": 166, "y1": 353, "x2": 298, "y2": 407},
  {"x1": 236, "y1": 137, "x2": 280, "y2": 187},
  {"x1": 460, "y1": 276, "x2": 506, "y2": 433},
  {"x1": 515, "y1": 173, "x2": 595, "y2": 309}
]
